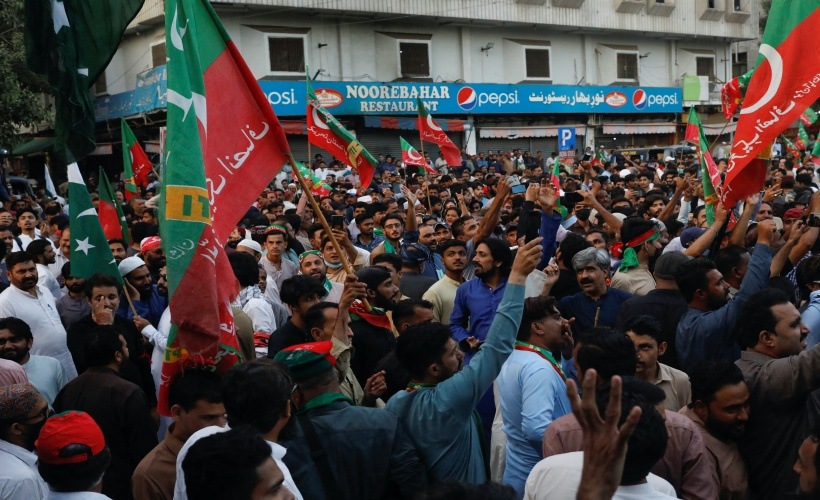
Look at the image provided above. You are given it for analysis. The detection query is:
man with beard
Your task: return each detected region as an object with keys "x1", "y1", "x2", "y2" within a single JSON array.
[
  {"x1": 674, "y1": 220, "x2": 775, "y2": 373},
  {"x1": 679, "y1": 361, "x2": 749, "y2": 498},
  {"x1": 0, "y1": 383, "x2": 49, "y2": 498},
  {"x1": 733, "y1": 289, "x2": 819, "y2": 498},
  {"x1": 108, "y1": 238, "x2": 128, "y2": 264},
  {"x1": 610, "y1": 218, "x2": 662, "y2": 297},
  {"x1": 267, "y1": 275, "x2": 328, "y2": 356},
  {"x1": 226, "y1": 226, "x2": 245, "y2": 249},
  {"x1": 386, "y1": 238, "x2": 541, "y2": 483},
  {"x1": 67, "y1": 273, "x2": 156, "y2": 407},
  {"x1": 0, "y1": 252, "x2": 77, "y2": 378},
  {"x1": 353, "y1": 213, "x2": 383, "y2": 252},
  {"x1": 117, "y1": 256, "x2": 168, "y2": 328},
  {"x1": 400, "y1": 186, "x2": 442, "y2": 279},
  {"x1": 140, "y1": 236, "x2": 166, "y2": 283},
  {"x1": 26, "y1": 239, "x2": 62, "y2": 299},
  {"x1": 298, "y1": 250, "x2": 344, "y2": 303},
  {"x1": 55, "y1": 262, "x2": 90, "y2": 330},
  {"x1": 624, "y1": 315, "x2": 691, "y2": 412},
  {"x1": 434, "y1": 222, "x2": 452, "y2": 246},
  {"x1": 0, "y1": 317, "x2": 68, "y2": 406},
  {"x1": 11, "y1": 207, "x2": 52, "y2": 252},
  {"x1": 423, "y1": 240, "x2": 467, "y2": 324},
  {"x1": 451, "y1": 238, "x2": 513, "y2": 362},
  {"x1": 54, "y1": 326, "x2": 158, "y2": 499},
  {"x1": 794, "y1": 423, "x2": 820, "y2": 499},
  {"x1": 349, "y1": 266, "x2": 401, "y2": 384},
  {"x1": 370, "y1": 212, "x2": 404, "y2": 260},
  {"x1": 48, "y1": 226, "x2": 70, "y2": 281}
]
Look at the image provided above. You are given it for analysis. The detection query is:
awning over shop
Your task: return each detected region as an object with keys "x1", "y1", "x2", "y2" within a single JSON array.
[
  {"x1": 11, "y1": 137, "x2": 55, "y2": 156},
  {"x1": 701, "y1": 121, "x2": 738, "y2": 135},
  {"x1": 602, "y1": 123, "x2": 676, "y2": 134},
  {"x1": 363, "y1": 116, "x2": 471, "y2": 131},
  {"x1": 479, "y1": 125, "x2": 585, "y2": 139}
]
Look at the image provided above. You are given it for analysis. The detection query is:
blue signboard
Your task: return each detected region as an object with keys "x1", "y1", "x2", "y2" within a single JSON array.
[
  {"x1": 558, "y1": 127, "x2": 576, "y2": 151},
  {"x1": 258, "y1": 81, "x2": 682, "y2": 117},
  {"x1": 95, "y1": 66, "x2": 167, "y2": 121}
]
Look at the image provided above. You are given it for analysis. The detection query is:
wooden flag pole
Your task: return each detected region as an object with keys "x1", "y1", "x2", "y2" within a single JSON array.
[
  {"x1": 288, "y1": 156, "x2": 371, "y2": 310},
  {"x1": 416, "y1": 139, "x2": 433, "y2": 211}
]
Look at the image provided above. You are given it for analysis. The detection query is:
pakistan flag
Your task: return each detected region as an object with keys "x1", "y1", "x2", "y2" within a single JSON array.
[{"x1": 67, "y1": 163, "x2": 121, "y2": 281}]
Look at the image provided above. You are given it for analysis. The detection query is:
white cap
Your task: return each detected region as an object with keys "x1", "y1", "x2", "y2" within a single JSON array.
[
  {"x1": 237, "y1": 240, "x2": 262, "y2": 254},
  {"x1": 619, "y1": 168, "x2": 632, "y2": 177},
  {"x1": 664, "y1": 156, "x2": 675, "y2": 162},
  {"x1": 118, "y1": 256, "x2": 146, "y2": 276}
]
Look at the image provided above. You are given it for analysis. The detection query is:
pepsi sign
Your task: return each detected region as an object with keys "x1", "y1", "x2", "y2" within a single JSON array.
[{"x1": 256, "y1": 81, "x2": 682, "y2": 116}]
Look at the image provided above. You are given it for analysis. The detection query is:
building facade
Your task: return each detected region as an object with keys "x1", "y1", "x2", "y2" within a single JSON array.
[{"x1": 89, "y1": 0, "x2": 759, "y2": 167}]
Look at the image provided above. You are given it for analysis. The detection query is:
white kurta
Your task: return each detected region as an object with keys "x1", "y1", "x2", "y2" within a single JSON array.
[
  {"x1": 0, "y1": 285, "x2": 77, "y2": 379},
  {"x1": 36, "y1": 263, "x2": 63, "y2": 299}
]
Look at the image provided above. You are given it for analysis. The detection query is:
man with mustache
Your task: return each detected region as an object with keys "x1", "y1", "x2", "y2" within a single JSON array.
[
  {"x1": 679, "y1": 361, "x2": 750, "y2": 499},
  {"x1": 542, "y1": 247, "x2": 633, "y2": 335},
  {"x1": 0, "y1": 383, "x2": 50, "y2": 498},
  {"x1": 139, "y1": 236, "x2": 166, "y2": 283},
  {"x1": 423, "y1": 240, "x2": 468, "y2": 324},
  {"x1": 55, "y1": 262, "x2": 90, "y2": 330},
  {"x1": 624, "y1": 315, "x2": 691, "y2": 412},
  {"x1": 298, "y1": 250, "x2": 344, "y2": 303},
  {"x1": 116, "y1": 256, "x2": 168, "y2": 328},
  {"x1": 0, "y1": 317, "x2": 68, "y2": 406},
  {"x1": 674, "y1": 220, "x2": 775, "y2": 373},
  {"x1": 610, "y1": 218, "x2": 662, "y2": 297},
  {"x1": 0, "y1": 252, "x2": 76, "y2": 378}
]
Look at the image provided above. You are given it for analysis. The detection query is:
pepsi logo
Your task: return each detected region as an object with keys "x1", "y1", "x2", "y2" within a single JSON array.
[
  {"x1": 457, "y1": 87, "x2": 477, "y2": 111},
  {"x1": 632, "y1": 89, "x2": 647, "y2": 110}
]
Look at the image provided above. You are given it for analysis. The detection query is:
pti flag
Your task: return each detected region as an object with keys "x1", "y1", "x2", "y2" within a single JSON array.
[
  {"x1": 684, "y1": 108, "x2": 720, "y2": 225},
  {"x1": 121, "y1": 119, "x2": 153, "y2": 200},
  {"x1": 798, "y1": 122, "x2": 810, "y2": 150},
  {"x1": 812, "y1": 139, "x2": 820, "y2": 164},
  {"x1": 306, "y1": 74, "x2": 378, "y2": 188},
  {"x1": 783, "y1": 135, "x2": 801, "y2": 158},
  {"x1": 400, "y1": 137, "x2": 436, "y2": 175},
  {"x1": 720, "y1": 69, "x2": 753, "y2": 120},
  {"x1": 293, "y1": 161, "x2": 332, "y2": 197},
  {"x1": 801, "y1": 107, "x2": 819, "y2": 126},
  {"x1": 24, "y1": 0, "x2": 143, "y2": 163},
  {"x1": 160, "y1": 0, "x2": 296, "y2": 413},
  {"x1": 67, "y1": 163, "x2": 122, "y2": 281},
  {"x1": 589, "y1": 148, "x2": 608, "y2": 167},
  {"x1": 724, "y1": 0, "x2": 820, "y2": 208},
  {"x1": 98, "y1": 167, "x2": 130, "y2": 245},
  {"x1": 417, "y1": 99, "x2": 461, "y2": 167}
]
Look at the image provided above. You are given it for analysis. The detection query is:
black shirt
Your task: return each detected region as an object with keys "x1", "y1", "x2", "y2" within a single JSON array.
[
  {"x1": 616, "y1": 288, "x2": 689, "y2": 369},
  {"x1": 267, "y1": 319, "x2": 312, "y2": 358}
]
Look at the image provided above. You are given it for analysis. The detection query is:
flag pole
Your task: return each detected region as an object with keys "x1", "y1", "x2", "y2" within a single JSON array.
[
  {"x1": 707, "y1": 120, "x2": 732, "y2": 152},
  {"x1": 416, "y1": 131, "x2": 433, "y2": 212},
  {"x1": 287, "y1": 155, "x2": 371, "y2": 310}
]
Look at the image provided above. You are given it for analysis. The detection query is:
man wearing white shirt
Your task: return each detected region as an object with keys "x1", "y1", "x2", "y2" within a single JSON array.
[
  {"x1": 26, "y1": 239, "x2": 63, "y2": 299},
  {"x1": 0, "y1": 383, "x2": 50, "y2": 499},
  {"x1": 11, "y1": 208, "x2": 53, "y2": 252},
  {"x1": 47, "y1": 227, "x2": 70, "y2": 281},
  {"x1": 0, "y1": 318, "x2": 68, "y2": 406},
  {"x1": 0, "y1": 252, "x2": 77, "y2": 379},
  {"x1": 173, "y1": 360, "x2": 303, "y2": 500}
]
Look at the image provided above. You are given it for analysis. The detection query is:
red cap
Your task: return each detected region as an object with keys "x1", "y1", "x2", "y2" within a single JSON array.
[
  {"x1": 36, "y1": 411, "x2": 106, "y2": 465},
  {"x1": 282, "y1": 340, "x2": 336, "y2": 367},
  {"x1": 783, "y1": 208, "x2": 804, "y2": 222},
  {"x1": 140, "y1": 236, "x2": 162, "y2": 253}
]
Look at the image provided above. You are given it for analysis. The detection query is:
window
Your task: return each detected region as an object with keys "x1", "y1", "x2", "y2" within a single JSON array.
[
  {"x1": 399, "y1": 42, "x2": 430, "y2": 77},
  {"x1": 733, "y1": 0, "x2": 742, "y2": 10},
  {"x1": 732, "y1": 52, "x2": 748, "y2": 78},
  {"x1": 268, "y1": 36, "x2": 305, "y2": 74},
  {"x1": 707, "y1": 0, "x2": 715, "y2": 7},
  {"x1": 525, "y1": 48, "x2": 551, "y2": 79},
  {"x1": 151, "y1": 41, "x2": 166, "y2": 68},
  {"x1": 696, "y1": 57, "x2": 715, "y2": 80},
  {"x1": 616, "y1": 53, "x2": 638, "y2": 80}
]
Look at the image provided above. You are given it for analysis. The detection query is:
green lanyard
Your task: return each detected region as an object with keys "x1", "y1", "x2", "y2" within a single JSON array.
[
  {"x1": 514, "y1": 341, "x2": 566, "y2": 381},
  {"x1": 297, "y1": 392, "x2": 354, "y2": 414}
]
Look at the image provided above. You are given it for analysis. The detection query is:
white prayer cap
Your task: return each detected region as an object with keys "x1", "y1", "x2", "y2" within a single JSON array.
[
  {"x1": 237, "y1": 240, "x2": 262, "y2": 254},
  {"x1": 118, "y1": 256, "x2": 146, "y2": 276}
]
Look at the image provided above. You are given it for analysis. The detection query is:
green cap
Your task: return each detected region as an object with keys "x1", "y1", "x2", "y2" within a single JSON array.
[{"x1": 273, "y1": 341, "x2": 335, "y2": 382}]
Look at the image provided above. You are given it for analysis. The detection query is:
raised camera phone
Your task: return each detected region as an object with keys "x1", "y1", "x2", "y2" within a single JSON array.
[{"x1": 331, "y1": 215, "x2": 346, "y2": 230}]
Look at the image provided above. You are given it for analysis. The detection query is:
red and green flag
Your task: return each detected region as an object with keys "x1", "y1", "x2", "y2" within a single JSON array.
[
  {"x1": 417, "y1": 99, "x2": 461, "y2": 167},
  {"x1": 67, "y1": 163, "x2": 122, "y2": 282},
  {"x1": 801, "y1": 107, "x2": 819, "y2": 126},
  {"x1": 720, "y1": 69, "x2": 753, "y2": 120},
  {"x1": 798, "y1": 122, "x2": 810, "y2": 150},
  {"x1": 812, "y1": 139, "x2": 820, "y2": 164},
  {"x1": 724, "y1": 0, "x2": 820, "y2": 208},
  {"x1": 159, "y1": 0, "x2": 291, "y2": 414},
  {"x1": 551, "y1": 157, "x2": 567, "y2": 219},
  {"x1": 589, "y1": 148, "x2": 608, "y2": 167},
  {"x1": 783, "y1": 135, "x2": 801, "y2": 157},
  {"x1": 306, "y1": 74, "x2": 378, "y2": 188},
  {"x1": 293, "y1": 161, "x2": 331, "y2": 197},
  {"x1": 121, "y1": 119, "x2": 153, "y2": 201},
  {"x1": 98, "y1": 167, "x2": 130, "y2": 245},
  {"x1": 400, "y1": 136, "x2": 436, "y2": 175},
  {"x1": 685, "y1": 108, "x2": 720, "y2": 224},
  {"x1": 24, "y1": 0, "x2": 143, "y2": 163}
]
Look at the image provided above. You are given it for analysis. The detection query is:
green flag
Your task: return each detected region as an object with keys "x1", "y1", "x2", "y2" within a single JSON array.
[
  {"x1": 24, "y1": 0, "x2": 144, "y2": 163},
  {"x1": 121, "y1": 118, "x2": 153, "y2": 200},
  {"x1": 684, "y1": 108, "x2": 719, "y2": 225},
  {"x1": 798, "y1": 122, "x2": 810, "y2": 150},
  {"x1": 67, "y1": 163, "x2": 121, "y2": 282}
]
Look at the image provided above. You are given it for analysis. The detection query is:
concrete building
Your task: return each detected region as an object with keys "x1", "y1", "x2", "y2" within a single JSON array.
[{"x1": 87, "y1": 0, "x2": 760, "y2": 167}]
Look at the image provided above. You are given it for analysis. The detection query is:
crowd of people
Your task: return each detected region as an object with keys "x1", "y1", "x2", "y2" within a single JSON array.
[{"x1": 1, "y1": 143, "x2": 820, "y2": 499}]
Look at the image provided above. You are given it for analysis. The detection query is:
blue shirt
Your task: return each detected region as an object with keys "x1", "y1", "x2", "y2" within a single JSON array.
[
  {"x1": 497, "y1": 349, "x2": 571, "y2": 498},
  {"x1": 385, "y1": 284, "x2": 525, "y2": 484},
  {"x1": 802, "y1": 290, "x2": 820, "y2": 348},
  {"x1": 451, "y1": 277, "x2": 507, "y2": 360},
  {"x1": 676, "y1": 243, "x2": 771, "y2": 373},
  {"x1": 556, "y1": 287, "x2": 633, "y2": 334},
  {"x1": 403, "y1": 230, "x2": 442, "y2": 279},
  {"x1": 354, "y1": 234, "x2": 383, "y2": 253},
  {"x1": 117, "y1": 285, "x2": 168, "y2": 328}
]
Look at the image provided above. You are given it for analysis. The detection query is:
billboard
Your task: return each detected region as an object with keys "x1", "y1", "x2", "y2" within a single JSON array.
[{"x1": 258, "y1": 81, "x2": 682, "y2": 117}]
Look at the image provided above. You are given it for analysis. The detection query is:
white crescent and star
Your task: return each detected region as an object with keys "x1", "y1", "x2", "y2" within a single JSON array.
[
  {"x1": 407, "y1": 149, "x2": 422, "y2": 161},
  {"x1": 171, "y1": 6, "x2": 189, "y2": 51},
  {"x1": 740, "y1": 44, "x2": 783, "y2": 115},
  {"x1": 311, "y1": 106, "x2": 330, "y2": 130},
  {"x1": 51, "y1": 0, "x2": 69, "y2": 34},
  {"x1": 426, "y1": 115, "x2": 443, "y2": 132},
  {"x1": 76, "y1": 208, "x2": 96, "y2": 218}
]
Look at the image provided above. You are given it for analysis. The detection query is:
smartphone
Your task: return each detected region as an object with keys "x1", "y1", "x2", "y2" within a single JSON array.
[
  {"x1": 808, "y1": 214, "x2": 820, "y2": 228},
  {"x1": 525, "y1": 217, "x2": 540, "y2": 242},
  {"x1": 511, "y1": 184, "x2": 528, "y2": 195},
  {"x1": 331, "y1": 215, "x2": 345, "y2": 230}
]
